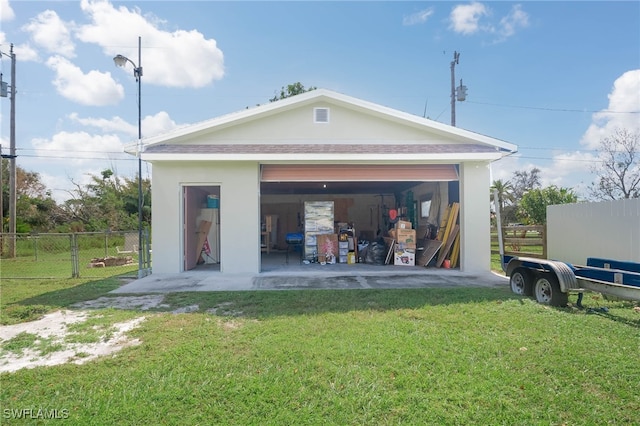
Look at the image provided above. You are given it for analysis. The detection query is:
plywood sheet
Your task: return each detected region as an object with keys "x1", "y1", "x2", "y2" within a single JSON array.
[{"x1": 417, "y1": 239, "x2": 443, "y2": 267}]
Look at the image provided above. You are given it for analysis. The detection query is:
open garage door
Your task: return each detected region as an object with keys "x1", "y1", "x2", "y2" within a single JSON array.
[
  {"x1": 261, "y1": 164, "x2": 458, "y2": 196},
  {"x1": 260, "y1": 164, "x2": 459, "y2": 259},
  {"x1": 261, "y1": 164, "x2": 458, "y2": 183}
]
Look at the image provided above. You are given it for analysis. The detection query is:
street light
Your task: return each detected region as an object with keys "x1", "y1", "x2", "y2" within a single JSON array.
[{"x1": 114, "y1": 36, "x2": 145, "y2": 278}]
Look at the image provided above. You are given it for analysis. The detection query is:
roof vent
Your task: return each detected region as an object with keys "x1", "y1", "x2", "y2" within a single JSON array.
[{"x1": 314, "y1": 107, "x2": 329, "y2": 123}]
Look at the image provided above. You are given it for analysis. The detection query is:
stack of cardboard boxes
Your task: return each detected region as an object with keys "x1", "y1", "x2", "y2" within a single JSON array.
[{"x1": 390, "y1": 220, "x2": 416, "y2": 266}]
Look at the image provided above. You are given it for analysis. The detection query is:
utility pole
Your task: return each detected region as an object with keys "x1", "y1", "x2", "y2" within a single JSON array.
[
  {"x1": 449, "y1": 51, "x2": 468, "y2": 127},
  {"x1": 0, "y1": 44, "x2": 16, "y2": 257},
  {"x1": 450, "y1": 51, "x2": 459, "y2": 126}
]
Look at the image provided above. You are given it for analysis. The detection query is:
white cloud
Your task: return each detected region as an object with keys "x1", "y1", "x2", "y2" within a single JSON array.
[
  {"x1": 497, "y1": 5, "x2": 529, "y2": 40},
  {"x1": 69, "y1": 112, "x2": 135, "y2": 135},
  {"x1": 543, "y1": 151, "x2": 595, "y2": 187},
  {"x1": 22, "y1": 10, "x2": 76, "y2": 58},
  {"x1": 13, "y1": 43, "x2": 40, "y2": 62},
  {"x1": 581, "y1": 69, "x2": 640, "y2": 150},
  {"x1": 69, "y1": 111, "x2": 178, "y2": 138},
  {"x1": 1, "y1": 31, "x2": 38, "y2": 62},
  {"x1": 75, "y1": 0, "x2": 224, "y2": 88},
  {"x1": 449, "y1": 2, "x2": 489, "y2": 35},
  {"x1": 403, "y1": 8, "x2": 435, "y2": 26},
  {"x1": 491, "y1": 149, "x2": 595, "y2": 199},
  {"x1": 449, "y1": 2, "x2": 528, "y2": 42},
  {"x1": 141, "y1": 111, "x2": 178, "y2": 138},
  {"x1": 0, "y1": 0, "x2": 14, "y2": 22},
  {"x1": 32, "y1": 130, "x2": 125, "y2": 163},
  {"x1": 46, "y1": 55, "x2": 124, "y2": 105}
]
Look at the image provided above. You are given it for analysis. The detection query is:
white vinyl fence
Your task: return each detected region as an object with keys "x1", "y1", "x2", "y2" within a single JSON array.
[{"x1": 547, "y1": 198, "x2": 640, "y2": 265}]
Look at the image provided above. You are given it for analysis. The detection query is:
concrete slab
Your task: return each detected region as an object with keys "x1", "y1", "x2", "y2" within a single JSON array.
[{"x1": 111, "y1": 255, "x2": 509, "y2": 294}]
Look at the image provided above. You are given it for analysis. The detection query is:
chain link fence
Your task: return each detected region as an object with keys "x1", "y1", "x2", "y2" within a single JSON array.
[{"x1": 0, "y1": 231, "x2": 151, "y2": 279}]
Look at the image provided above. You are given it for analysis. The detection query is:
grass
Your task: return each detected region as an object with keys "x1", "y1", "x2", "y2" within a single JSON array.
[
  {"x1": 0, "y1": 277, "x2": 123, "y2": 325},
  {"x1": 0, "y1": 331, "x2": 68, "y2": 358},
  {"x1": 1, "y1": 276, "x2": 639, "y2": 424}
]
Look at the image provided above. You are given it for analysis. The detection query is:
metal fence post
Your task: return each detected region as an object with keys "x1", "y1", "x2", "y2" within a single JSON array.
[
  {"x1": 71, "y1": 233, "x2": 79, "y2": 278},
  {"x1": 141, "y1": 228, "x2": 150, "y2": 276},
  {"x1": 32, "y1": 232, "x2": 39, "y2": 261}
]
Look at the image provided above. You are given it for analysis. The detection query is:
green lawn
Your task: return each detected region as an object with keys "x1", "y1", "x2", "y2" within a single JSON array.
[{"x1": 1, "y1": 276, "x2": 639, "y2": 424}]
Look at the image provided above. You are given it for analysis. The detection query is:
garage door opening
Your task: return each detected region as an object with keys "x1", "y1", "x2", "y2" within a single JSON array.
[{"x1": 259, "y1": 164, "x2": 460, "y2": 270}]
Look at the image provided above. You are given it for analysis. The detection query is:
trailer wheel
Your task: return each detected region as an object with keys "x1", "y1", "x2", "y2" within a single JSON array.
[
  {"x1": 510, "y1": 268, "x2": 534, "y2": 296},
  {"x1": 534, "y1": 273, "x2": 568, "y2": 307}
]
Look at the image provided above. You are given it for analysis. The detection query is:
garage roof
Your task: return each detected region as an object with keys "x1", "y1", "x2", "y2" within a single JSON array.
[{"x1": 132, "y1": 89, "x2": 517, "y2": 162}]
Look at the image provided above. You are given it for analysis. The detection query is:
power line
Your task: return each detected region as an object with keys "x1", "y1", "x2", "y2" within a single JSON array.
[
  {"x1": 466, "y1": 100, "x2": 640, "y2": 114},
  {"x1": 510, "y1": 155, "x2": 600, "y2": 164},
  {"x1": 16, "y1": 153, "x2": 136, "y2": 161}
]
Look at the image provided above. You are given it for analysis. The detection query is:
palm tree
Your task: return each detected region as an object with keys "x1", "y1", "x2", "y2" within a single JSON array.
[{"x1": 490, "y1": 179, "x2": 513, "y2": 223}]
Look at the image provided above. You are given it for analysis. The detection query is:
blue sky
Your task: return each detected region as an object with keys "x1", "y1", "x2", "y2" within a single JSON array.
[{"x1": 1, "y1": 0, "x2": 639, "y2": 203}]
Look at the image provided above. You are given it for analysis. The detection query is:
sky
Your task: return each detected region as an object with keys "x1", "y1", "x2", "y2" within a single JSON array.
[{"x1": 1, "y1": 0, "x2": 639, "y2": 203}]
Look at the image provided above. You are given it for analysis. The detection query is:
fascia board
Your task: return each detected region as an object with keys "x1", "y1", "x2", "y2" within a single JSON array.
[{"x1": 141, "y1": 152, "x2": 504, "y2": 162}]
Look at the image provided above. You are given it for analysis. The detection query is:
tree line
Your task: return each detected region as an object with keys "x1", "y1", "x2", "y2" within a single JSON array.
[{"x1": 0, "y1": 163, "x2": 150, "y2": 233}]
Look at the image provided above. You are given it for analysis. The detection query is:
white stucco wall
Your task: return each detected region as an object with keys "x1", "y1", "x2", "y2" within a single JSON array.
[
  {"x1": 151, "y1": 161, "x2": 261, "y2": 274},
  {"x1": 459, "y1": 161, "x2": 492, "y2": 273},
  {"x1": 183, "y1": 101, "x2": 464, "y2": 147},
  {"x1": 151, "y1": 160, "x2": 493, "y2": 275}
]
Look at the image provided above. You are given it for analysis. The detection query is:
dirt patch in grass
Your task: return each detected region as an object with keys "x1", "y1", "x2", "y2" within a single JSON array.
[
  {"x1": 0, "y1": 310, "x2": 145, "y2": 373},
  {"x1": 71, "y1": 295, "x2": 168, "y2": 311}
]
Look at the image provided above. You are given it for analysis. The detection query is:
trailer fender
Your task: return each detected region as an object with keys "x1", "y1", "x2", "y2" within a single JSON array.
[{"x1": 505, "y1": 257, "x2": 579, "y2": 293}]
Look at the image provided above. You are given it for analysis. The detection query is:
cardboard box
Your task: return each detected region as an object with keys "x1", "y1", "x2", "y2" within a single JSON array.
[
  {"x1": 394, "y1": 248, "x2": 416, "y2": 266},
  {"x1": 395, "y1": 220, "x2": 412, "y2": 230},
  {"x1": 395, "y1": 229, "x2": 416, "y2": 249}
]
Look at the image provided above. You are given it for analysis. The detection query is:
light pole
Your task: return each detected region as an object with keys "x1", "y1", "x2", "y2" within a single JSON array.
[{"x1": 114, "y1": 36, "x2": 144, "y2": 278}]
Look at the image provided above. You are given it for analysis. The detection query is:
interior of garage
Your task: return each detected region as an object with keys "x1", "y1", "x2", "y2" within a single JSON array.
[{"x1": 259, "y1": 164, "x2": 461, "y2": 270}]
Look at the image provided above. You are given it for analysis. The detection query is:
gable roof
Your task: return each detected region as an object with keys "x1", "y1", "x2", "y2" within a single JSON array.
[{"x1": 132, "y1": 88, "x2": 517, "y2": 162}]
